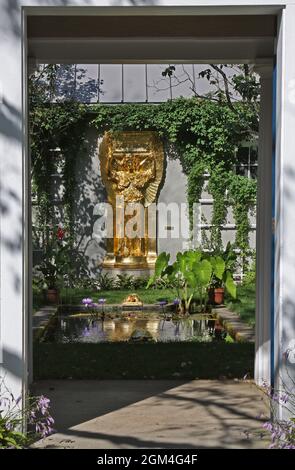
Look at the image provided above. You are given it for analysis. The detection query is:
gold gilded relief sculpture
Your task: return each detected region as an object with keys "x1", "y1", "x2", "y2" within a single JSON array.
[{"x1": 99, "y1": 131, "x2": 165, "y2": 272}]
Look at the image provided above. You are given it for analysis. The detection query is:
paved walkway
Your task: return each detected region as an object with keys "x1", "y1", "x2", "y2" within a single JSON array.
[{"x1": 32, "y1": 380, "x2": 268, "y2": 449}]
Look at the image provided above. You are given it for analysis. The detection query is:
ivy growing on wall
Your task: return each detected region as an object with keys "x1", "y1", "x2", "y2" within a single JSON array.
[
  {"x1": 30, "y1": 96, "x2": 257, "y2": 259},
  {"x1": 30, "y1": 101, "x2": 88, "y2": 246},
  {"x1": 91, "y1": 97, "x2": 257, "y2": 255}
]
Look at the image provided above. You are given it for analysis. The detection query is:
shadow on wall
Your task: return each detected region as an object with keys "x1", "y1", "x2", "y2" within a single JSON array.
[
  {"x1": 2, "y1": 0, "x2": 93, "y2": 39},
  {"x1": 0, "y1": 98, "x2": 21, "y2": 142},
  {"x1": 2, "y1": 0, "x2": 159, "y2": 42},
  {"x1": 73, "y1": 129, "x2": 107, "y2": 277},
  {"x1": 0, "y1": 98, "x2": 23, "y2": 294},
  {"x1": 1, "y1": 348, "x2": 25, "y2": 381},
  {"x1": 276, "y1": 163, "x2": 295, "y2": 406}
]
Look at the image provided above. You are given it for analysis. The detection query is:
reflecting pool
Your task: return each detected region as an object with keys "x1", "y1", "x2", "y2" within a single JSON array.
[{"x1": 44, "y1": 312, "x2": 229, "y2": 343}]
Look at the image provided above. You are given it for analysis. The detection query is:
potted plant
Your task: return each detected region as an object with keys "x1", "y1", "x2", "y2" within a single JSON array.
[
  {"x1": 39, "y1": 260, "x2": 59, "y2": 304},
  {"x1": 209, "y1": 243, "x2": 237, "y2": 305}
]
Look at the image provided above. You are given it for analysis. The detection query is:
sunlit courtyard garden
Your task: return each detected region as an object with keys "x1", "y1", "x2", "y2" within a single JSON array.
[{"x1": 30, "y1": 62, "x2": 259, "y2": 383}]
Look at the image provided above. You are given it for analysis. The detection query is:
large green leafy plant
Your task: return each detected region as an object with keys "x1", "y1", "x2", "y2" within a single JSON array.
[
  {"x1": 147, "y1": 249, "x2": 236, "y2": 314},
  {"x1": 209, "y1": 243, "x2": 237, "y2": 299}
]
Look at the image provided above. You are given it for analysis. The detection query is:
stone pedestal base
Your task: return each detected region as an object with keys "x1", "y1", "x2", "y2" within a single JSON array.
[{"x1": 102, "y1": 266, "x2": 154, "y2": 278}]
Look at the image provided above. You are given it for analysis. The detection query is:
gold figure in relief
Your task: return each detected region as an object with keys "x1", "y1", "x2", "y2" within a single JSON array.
[{"x1": 99, "y1": 131, "x2": 165, "y2": 270}]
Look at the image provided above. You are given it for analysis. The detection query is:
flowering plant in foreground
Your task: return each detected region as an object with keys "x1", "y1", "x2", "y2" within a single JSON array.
[
  {"x1": 261, "y1": 380, "x2": 295, "y2": 449},
  {"x1": 0, "y1": 377, "x2": 54, "y2": 448}
]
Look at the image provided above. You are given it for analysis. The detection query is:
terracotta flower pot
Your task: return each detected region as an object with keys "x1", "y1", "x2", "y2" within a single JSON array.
[
  {"x1": 46, "y1": 288, "x2": 59, "y2": 304},
  {"x1": 214, "y1": 287, "x2": 225, "y2": 305}
]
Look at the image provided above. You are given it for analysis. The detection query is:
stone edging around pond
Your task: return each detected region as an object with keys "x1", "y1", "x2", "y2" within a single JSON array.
[
  {"x1": 57, "y1": 303, "x2": 175, "y2": 314},
  {"x1": 33, "y1": 306, "x2": 58, "y2": 340},
  {"x1": 215, "y1": 307, "x2": 254, "y2": 343}
]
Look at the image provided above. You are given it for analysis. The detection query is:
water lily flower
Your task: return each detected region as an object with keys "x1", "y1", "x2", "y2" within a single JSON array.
[
  {"x1": 82, "y1": 298, "x2": 93, "y2": 307},
  {"x1": 98, "y1": 298, "x2": 106, "y2": 304}
]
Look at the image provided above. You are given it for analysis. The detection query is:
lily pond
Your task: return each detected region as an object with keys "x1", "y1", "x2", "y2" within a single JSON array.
[{"x1": 43, "y1": 312, "x2": 233, "y2": 344}]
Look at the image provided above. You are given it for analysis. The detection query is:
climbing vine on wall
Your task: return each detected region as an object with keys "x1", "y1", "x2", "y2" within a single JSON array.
[
  {"x1": 30, "y1": 101, "x2": 88, "y2": 244},
  {"x1": 30, "y1": 96, "x2": 257, "y2": 258},
  {"x1": 91, "y1": 98, "x2": 257, "y2": 255}
]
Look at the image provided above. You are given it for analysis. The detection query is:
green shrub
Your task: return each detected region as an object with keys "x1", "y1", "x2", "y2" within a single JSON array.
[
  {"x1": 97, "y1": 273, "x2": 115, "y2": 291},
  {"x1": 115, "y1": 273, "x2": 134, "y2": 290}
]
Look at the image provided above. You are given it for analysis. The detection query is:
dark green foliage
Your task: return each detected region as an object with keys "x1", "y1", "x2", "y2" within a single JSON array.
[
  {"x1": 97, "y1": 273, "x2": 115, "y2": 291},
  {"x1": 115, "y1": 273, "x2": 135, "y2": 290},
  {"x1": 34, "y1": 342, "x2": 254, "y2": 380},
  {"x1": 226, "y1": 280, "x2": 256, "y2": 327},
  {"x1": 131, "y1": 276, "x2": 150, "y2": 289}
]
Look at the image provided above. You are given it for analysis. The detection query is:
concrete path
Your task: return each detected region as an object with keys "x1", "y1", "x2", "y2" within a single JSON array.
[{"x1": 32, "y1": 380, "x2": 269, "y2": 449}]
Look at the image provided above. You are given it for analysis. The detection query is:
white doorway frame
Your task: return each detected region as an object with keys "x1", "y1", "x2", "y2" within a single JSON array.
[{"x1": 1, "y1": 1, "x2": 295, "y2": 422}]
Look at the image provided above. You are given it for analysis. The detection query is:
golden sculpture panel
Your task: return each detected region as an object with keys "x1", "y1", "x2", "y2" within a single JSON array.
[{"x1": 99, "y1": 131, "x2": 165, "y2": 271}]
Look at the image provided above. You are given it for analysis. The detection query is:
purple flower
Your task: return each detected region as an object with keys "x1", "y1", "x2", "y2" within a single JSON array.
[
  {"x1": 173, "y1": 299, "x2": 180, "y2": 305},
  {"x1": 46, "y1": 416, "x2": 54, "y2": 425},
  {"x1": 42, "y1": 425, "x2": 54, "y2": 437},
  {"x1": 82, "y1": 298, "x2": 93, "y2": 307},
  {"x1": 263, "y1": 422, "x2": 273, "y2": 432},
  {"x1": 279, "y1": 393, "x2": 289, "y2": 404},
  {"x1": 37, "y1": 395, "x2": 50, "y2": 408},
  {"x1": 159, "y1": 300, "x2": 168, "y2": 306},
  {"x1": 82, "y1": 327, "x2": 90, "y2": 337},
  {"x1": 35, "y1": 395, "x2": 51, "y2": 416},
  {"x1": 98, "y1": 298, "x2": 106, "y2": 304},
  {"x1": 0, "y1": 397, "x2": 10, "y2": 407},
  {"x1": 15, "y1": 395, "x2": 22, "y2": 406}
]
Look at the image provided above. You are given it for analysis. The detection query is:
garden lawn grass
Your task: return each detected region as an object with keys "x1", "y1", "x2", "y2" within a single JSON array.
[
  {"x1": 226, "y1": 282, "x2": 256, "y2": 327},
  {"x1": 59, "y1": 287, "x2": 175, "y2": 306},
  {"x1": 34, "y1": 342, "x2": 254, "y2": 380}
]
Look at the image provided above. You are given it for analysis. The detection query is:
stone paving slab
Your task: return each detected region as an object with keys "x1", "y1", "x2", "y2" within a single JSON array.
[
  {"x1": 32, "y1": 380, "x2": 268, "y2": 449},
  {"x1": 33, "y1": 306, "x2": 57, "y2": 339},
  {"x1": 215, "y1": 307, "x2": 255, "y2": 342}
]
